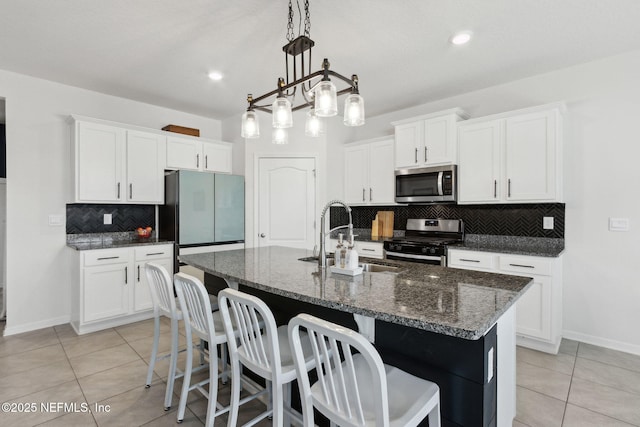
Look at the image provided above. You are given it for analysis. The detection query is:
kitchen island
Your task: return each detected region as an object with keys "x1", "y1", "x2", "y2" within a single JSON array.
[{"x1": 180, "y1": 246, "x2": 532, "y2": 427}]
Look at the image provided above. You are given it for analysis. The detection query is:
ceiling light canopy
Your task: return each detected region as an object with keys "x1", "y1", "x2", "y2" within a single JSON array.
[{"x1": 241, "y1": 0, "x2": 364, "y2": 143}]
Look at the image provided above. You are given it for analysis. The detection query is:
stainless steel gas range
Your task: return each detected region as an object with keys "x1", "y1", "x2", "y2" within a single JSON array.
[{"x1": 383, "y1": 218, "x2": 464, "y2": 266}]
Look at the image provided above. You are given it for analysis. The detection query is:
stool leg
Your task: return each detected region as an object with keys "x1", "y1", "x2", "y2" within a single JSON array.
[
  {"x1": 204, "y1": 347, "x2": 218, "y2": 427},
  {"x1": 283, "y1": 382, "x2": 292, "y2": 427},
  {"x1": 177, "y1": 327, "x2": 193, "y2": 423},
  {"x1": 146, "y1": 312, "x2": 161, "y2": 388},
  {"x1": 221, "y1": 343, "x2": 228, "y2": 384},
  {"x1": 428, "y1": 403, "x2": 441, "y2": 427},
  {"x1": 226, "y1": 358, "x2": 241, "y2": 427},
  {"x1": 272, "y1": 381, "x2": 284, "y2": 427},
  {"x1": 164, "y1": 317, "x2": 180, "y2": 410}
]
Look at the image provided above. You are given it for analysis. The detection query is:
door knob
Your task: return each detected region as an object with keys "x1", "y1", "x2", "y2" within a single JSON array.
[{"x1": 260, "y1": 233, "x2": 266, "y2": 238}]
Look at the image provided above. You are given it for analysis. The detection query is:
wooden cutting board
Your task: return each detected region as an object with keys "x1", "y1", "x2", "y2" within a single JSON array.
[{"x1": 377, "y1": 211, "x2": 394, "y2": 238}]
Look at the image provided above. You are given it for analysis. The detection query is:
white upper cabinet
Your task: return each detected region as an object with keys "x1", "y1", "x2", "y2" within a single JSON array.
[
  {"x1": 166, "y1": 136, "x2": 232, "y2": 174},
  {"x1": 344, "y1": 137, "x2": 395, "y2": 205},
  {"x1": 393, "y1": 109, "x2": 468, "y2": 169},
  {"x1": 457, "y1": 104, "x2": 563, "y2": 204},
  {"x1": 126, "y1": 130, "x2": 165, "y2": 204},
  {"x1": 72, "y1": 117, "x2": 165, "y2": 204},
  {"x1": 75, "y1": 121, "x2": 126, "y2": 202}
]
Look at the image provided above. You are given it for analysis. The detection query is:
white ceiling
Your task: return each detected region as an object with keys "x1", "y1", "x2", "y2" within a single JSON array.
[{"x1": 1, "y1": 0, "x2": 640, "y2": 121}]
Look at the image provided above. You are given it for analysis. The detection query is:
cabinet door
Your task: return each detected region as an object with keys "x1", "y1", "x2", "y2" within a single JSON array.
[
  {"x1": 76, "y1": 121, "x2": 125, "y2": 202},
  {"x1": 505, "y1": 110, "x2": 557, "y2": 201},
  {"x1": 457, "y1": 121, "x2": 502, "y2": 203},
  {"x1": 368, "y1": 139, "x2": 395, "y2": 204},
  {"x1": 83, "y1": 263, "x2": 130, "y2": 322},
  {"x1": 166, "y1": 136, "x2": 202, "y2": 170},
  {"x1": 344, "y1": 145, "x2": 369, "y2": 204},
  {"x1": 516, "y1": 275, "x2": 552, "y2": 341},
  {"x1": 424, "y1": 115, "x2": 455, "y2": 165},
  {"x1": 203, "y1": 142, "x2": 232, "y2": 173},
  {"x1": 134, "y1": 257, "x2": 173, "y2": 313},
  {"x1": 126, "y1": 131, "x2": 165, "y2": 204},
  {"x1": 394, "y1": 121, "x2": 423, "y2": 168}
]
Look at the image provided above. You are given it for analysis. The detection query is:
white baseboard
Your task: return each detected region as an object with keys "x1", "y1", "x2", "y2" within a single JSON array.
[
  {"x1": 563, "y1": 329, "x2": 640, "y2": 356},
  {"x1": 3, "y1": 314, "x2": 71, "y2": 336}
]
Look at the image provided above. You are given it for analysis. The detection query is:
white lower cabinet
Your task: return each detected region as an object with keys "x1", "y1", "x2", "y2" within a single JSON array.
[
  {"x1": 448, "y1": 249, "x2": 563, "y2": 354},
  {"x1": 72, "y1": 244, "x2": 173, "y2": 334}
]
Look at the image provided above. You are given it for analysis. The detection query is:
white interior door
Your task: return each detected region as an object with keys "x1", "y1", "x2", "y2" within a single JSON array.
[{"x1": 258, "y1": 157, "x2": 316, "y2": 249}]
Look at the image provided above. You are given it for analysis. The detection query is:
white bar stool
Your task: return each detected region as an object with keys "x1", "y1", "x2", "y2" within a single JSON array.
[
  {"x1": 144, "y1": 263, "x2": 219, "y2": 410},
  {"x1": 174, "y1": 273, "x2": 266, "y2": 426},
  {"x1": 289, "y1": 313, "x2": 442, "y2": 427},
  {"x1": 218, "y1": 288, "x2": 316, "y2": 427}
]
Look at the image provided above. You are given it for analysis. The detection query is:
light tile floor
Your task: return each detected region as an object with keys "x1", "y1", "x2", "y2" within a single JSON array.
[{"x1": 0, "y1": 318, "x2": 639, "y2": 426}]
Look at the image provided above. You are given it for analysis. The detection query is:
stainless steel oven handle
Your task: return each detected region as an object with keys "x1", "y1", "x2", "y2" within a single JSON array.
[{"x1": 386, "y1": 251, "x2": 446, "y2": 266}]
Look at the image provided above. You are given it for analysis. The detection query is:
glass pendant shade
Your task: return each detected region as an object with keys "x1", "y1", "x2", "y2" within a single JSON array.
[
  {"x1": 272, "y1": 96, "x2": 293, "y2": 128},
  {"x1": 305, "y1": 109, "x2": 325, "y2": 137},
  {"x1": 343, "y1": 93, "x2": 365, "y2": 126},
  {"x1": 241, "y1": 110, "x2": 260, "y2": 138},
  {"x1": 314, "y1": 80, "x2": 338, "y2": 117},
  {"x1": 272, "y1": 128, "x2": 288, "y2": 144}
]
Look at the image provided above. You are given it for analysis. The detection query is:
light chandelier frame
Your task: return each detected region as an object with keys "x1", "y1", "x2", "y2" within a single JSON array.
[{"x1": 241, "y1": 0, "x2": 365, "y2": 142}]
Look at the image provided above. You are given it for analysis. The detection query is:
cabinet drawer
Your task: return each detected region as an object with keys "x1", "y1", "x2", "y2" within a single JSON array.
[
  {"x1": 83, "y1": 248, "x2": 130, "y2": 267},
  {"x1": 499, "y1": 255, "x2": 551, "y2": 276},
  {"x1": 356, "y1": 241, "x2": 383, "y2": 259},
  {"x1": 448, "y1": 250, "x2": 496, "y2": 271},
  {"x1": 134, "y1": 245, "x2": 173, "y2": 261}
]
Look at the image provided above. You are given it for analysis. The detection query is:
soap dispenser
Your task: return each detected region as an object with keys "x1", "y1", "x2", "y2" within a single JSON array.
[
  {"x1": 347, "y1": 235, "x2": 359, "y2": 270},
  {"x1": 335, "y1": 233, "x2": 344, "y2": 268}
]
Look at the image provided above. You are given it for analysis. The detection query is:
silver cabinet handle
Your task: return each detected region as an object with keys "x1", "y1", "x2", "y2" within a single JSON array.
[
  {"x1": 97, "y1": 256, "x2": 119, "y2": 261},
  {"x1": 124, "y1": 266, "x2": 128, "y2": 284},
  {"x1": 129, "y1": 183, "x2": 133, "y2": 199},
  {"x1": 205, "y1": 155, "x2": 208, "y2": 169},
  {"x1": 137, "y1": 265, "x2": 140, "y2": 282},
  {"x1": 414, "y1": 147, "x2": 418, "y2": 163},
  {"x1": 494, "y1": 180, "x2": 497, "y2": 198},
  {"x1": 508, "y1": 179, "x2": 512, "y2": 197},
  {"x1": 509, "y1": 263, "x2": 535, "y2": 269},
  {"x1": 362, "y1": 188, "x2": 365, "y2": 202},
  {"x1": 369, "y1": 188, "x2": 372, "y2": 201},
  {"x1": 424, "y1": 146, "x2": 428, "y2": 162},
  {"x1": 460, "y1": 258, "x2": 481, "y2": 263},
  {"x1": 362, "y1": 248, "x2": 375, "y2": 252},
  {"x1": 117, "y1": 182, "x2": 120, "y2": 199},
  {"x1": 146, "y1": 252, "x2": 165, "y2": 256},
  {"x1": 196, "y1": 154, "x2": 200, "y2": 168}
]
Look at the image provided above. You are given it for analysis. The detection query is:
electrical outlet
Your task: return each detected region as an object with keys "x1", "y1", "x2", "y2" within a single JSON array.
[
  {"x1": 609, "y1": 217, "x2": 629, "y2": 232},
  {"x1": 543, "y1": 217, "x2": 554, "y2": 230},
  {"x1": 103, "y1": 214, "x2": 112, "y2": 225}
]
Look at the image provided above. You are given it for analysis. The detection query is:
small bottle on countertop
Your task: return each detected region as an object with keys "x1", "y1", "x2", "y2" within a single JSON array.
[
  {"x1": 346, "y1": 235, "x2": 359, "y2": 270},
  {"x1": 335, "y1": 233, "x2": 344, "y2": 268}
]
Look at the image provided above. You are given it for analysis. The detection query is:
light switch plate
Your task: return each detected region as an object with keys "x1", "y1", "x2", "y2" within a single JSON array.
[
  {"x1": 543, "y1": 217, "x2": 554, "y2": 230},
  {"x1": 48, "y1": 214, "x2": 63, "y2": 226},
  {"x1": 103, "y1": 214, "x2": 112, "y2": 225},
  {"x1": 609, "y1": 217, "x2": 629, "y2": 232}
]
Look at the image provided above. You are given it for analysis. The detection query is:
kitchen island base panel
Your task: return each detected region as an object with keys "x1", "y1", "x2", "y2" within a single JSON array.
[{"x1": 204, "y1": 272, "x2": 501, "y2": 427}]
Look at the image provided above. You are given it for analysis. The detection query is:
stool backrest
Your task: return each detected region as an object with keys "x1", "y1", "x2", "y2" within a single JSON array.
[
  {"x1": 145, "y1": 262, "x2": 177, "y2": 318},
  {"x1": 218, "y1": 288, "x2": 280, "y2": 380},
  {"x1": 288, "y1": 313, "x2": 388, "y2": 427},
  {"x1": 173, "y1": 272, "x2": 216, "y2": 343}
]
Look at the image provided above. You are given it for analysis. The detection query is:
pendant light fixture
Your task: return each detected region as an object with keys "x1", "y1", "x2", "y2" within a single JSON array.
[{"x1": 241, "y1": 0, "x2": 364, "y2": 143}]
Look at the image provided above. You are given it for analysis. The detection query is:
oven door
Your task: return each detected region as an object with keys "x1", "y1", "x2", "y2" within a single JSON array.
[
  {"x1": 385, "y1": 250, "x2": 446, "y2": 266},
  {"x1": 395, "y1": 165, "x2": 456, "y2": 203}
]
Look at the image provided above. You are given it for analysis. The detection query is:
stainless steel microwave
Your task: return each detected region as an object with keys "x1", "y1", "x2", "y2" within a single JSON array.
[{"x1": 395, "y1": 165, "x2": 457, "y2": 203}]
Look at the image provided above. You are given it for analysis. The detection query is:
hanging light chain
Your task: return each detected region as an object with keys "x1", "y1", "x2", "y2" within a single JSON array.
[
  {"x1": 304, "y1": 0, "x2": 311, "y2": 37},
  {"x1": 287, "y1": 0, "x2": 295, "y2": 41}
]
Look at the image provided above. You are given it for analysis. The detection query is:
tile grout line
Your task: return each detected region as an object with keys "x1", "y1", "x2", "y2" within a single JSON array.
[{"x1": 559, "y1": 341, "x2": 580, "y2": 426}]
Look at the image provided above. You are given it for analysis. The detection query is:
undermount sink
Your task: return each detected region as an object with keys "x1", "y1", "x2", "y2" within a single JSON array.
[{"x1": 298, "y1": 256, "x2": 401, "y2": 273}]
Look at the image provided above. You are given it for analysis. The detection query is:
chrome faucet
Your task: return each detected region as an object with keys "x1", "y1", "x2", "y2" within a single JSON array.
[{"x1": 318, "y1": 200, "x2": 353, "y2": 268}]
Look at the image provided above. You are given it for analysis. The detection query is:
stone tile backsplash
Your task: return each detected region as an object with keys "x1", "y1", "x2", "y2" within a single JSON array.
[
  {"x1": 331, "y1": 203, "x2": 565, "y2": 238},
  {"x1": 66, "y1": 204, "x2": 155, "y2": 234}
]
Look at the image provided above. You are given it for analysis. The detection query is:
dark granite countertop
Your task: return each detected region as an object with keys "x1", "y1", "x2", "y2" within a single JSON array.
[
  {"x1": 451, "y1": 234, "x2": 564, "y2": 257},
  {"x1": 67, "y1": 232, "x2": 173, "y2": 251},
  {"x1": 179, "y1": 246, "x2": 532, "y2": 340}
]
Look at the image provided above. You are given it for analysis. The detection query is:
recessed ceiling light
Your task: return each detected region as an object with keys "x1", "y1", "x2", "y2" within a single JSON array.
[
  {"x1": 450, "y1": 31, "x2": 472, "y2": 45},
  {"x1": 208, "y1": 71, "x2": 224, "y2": 81}
]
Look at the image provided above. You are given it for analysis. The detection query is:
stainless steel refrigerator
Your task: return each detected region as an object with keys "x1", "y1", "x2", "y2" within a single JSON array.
[{"x1": 159, "y1": 170, "x2": 245, "y2": 272}]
